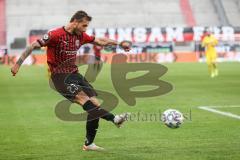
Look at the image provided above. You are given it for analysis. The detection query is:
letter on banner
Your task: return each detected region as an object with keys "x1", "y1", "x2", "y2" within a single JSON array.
[
  {"x1": 166, "y1": 27, "x2": 184, "y2": 42},
  {"x1": 133, "y1": 27, "x2": 147, "y2": 43},
  {"x1": 148, "y1": 27, "x2": 164, "y2": 43},
  {"x1": 108, "y1": 28, "x2": 117, "y2": 40},
  {"x1": 117, "y1": 28, "x2": 133, "y2": 42},
  {"x1": 95, "y1": 28, "x2": 107, "y2": 38},
  {"x1": 193, "y1": 27, "x2": 204, "y2": 41},
  {"x1": 222, "y1": 26, "x2": 234, "y2": 41}
]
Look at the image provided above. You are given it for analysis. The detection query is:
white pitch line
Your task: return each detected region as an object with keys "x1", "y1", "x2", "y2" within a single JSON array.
[
  {"x1": 198, "y1": 106, "x2": 240, "y2": 120},
  {"x1": 208, "y1": 105, "x2": 240, "y2": 108}
]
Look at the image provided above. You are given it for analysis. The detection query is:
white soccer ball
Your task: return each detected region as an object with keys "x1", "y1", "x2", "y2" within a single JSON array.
[{"x1": 161, "y1": 109, "x2": 184, "y2": 128}]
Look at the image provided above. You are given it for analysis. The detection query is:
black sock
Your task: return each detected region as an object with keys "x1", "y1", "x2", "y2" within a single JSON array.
[
  {"x1": 85, "y1": 114, "x2": 99, "y2": 146},
  {"x1": 82, "y1": 100, "x2": 115, "y2": 122}
]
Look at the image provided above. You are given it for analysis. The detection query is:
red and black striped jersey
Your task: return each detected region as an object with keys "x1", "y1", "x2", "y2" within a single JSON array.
[{"x1": 37, "y1": 27, "x2": 95, "y2": 74}]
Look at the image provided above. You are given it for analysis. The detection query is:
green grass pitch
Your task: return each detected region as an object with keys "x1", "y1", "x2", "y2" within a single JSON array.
[{"x1": 0, "y1": 62, "x2": 240, "y2": 160}]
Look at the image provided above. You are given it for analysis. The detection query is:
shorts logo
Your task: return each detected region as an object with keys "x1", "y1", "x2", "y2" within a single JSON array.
[
  {"x1": 75, "y1": 40, "x2": 80, "y2": 48},
  {"x1": 67, "y1": 83, "x2": 79, "y2": 94}
]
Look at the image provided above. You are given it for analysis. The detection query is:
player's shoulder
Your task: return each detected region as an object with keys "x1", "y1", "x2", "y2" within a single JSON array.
[
  {"x1": 48, "y1": 27, "x2": 65, "y2": 37},
  {"x1": 81, "y1": 31, "x2": 95, "y2": 43}
]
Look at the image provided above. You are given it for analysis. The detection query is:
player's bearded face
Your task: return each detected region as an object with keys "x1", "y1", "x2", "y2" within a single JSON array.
[{"x1": 73, "y1": 19, "x2": 89, "y2": 35}]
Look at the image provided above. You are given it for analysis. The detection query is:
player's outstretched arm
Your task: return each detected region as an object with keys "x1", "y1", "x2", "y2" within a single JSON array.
[
  {"x1": 93, "y1": 38, "x2": 131, "y2": 52},
  {"x1": 11, "y1": 41, "x2": 41, "y2": 76}
]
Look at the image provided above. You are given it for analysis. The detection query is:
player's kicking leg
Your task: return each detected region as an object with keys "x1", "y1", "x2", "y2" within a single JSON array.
[
  {"x1": 90, "y1": 96, "x2": 129, "y2": 128},
  {"x1": 75, "y1": 92, "x2": 129, "y2": 151},
  {"x1": 82, "y1": 112, "x2": 129, "y2": 151}
]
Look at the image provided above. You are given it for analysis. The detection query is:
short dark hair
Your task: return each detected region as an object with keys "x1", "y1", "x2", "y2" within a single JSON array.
[{"x1": 70, "y1": 11, "x2": 92, "y2": 22}]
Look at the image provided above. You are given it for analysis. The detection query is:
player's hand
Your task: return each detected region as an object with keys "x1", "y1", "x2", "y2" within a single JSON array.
[
  {"x1": 11, "y1": 64, "x2": 20, "y2": 76},
  {"x1": 119, "y1": 41, "x2": 132, "y2": 52}
]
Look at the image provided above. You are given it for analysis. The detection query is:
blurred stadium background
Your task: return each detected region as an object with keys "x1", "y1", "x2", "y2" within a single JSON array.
[
  {"x1": 0, "y1": 0, "x2": 240, "y2": 160},
  {"x1": 0, "y1": 0, "x2": 240, "y2": 63}
]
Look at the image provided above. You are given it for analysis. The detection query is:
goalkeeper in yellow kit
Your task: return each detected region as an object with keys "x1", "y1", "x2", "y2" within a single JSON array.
[{"x1": 201, "y1": 30, "x2": 219, "y2": 78}]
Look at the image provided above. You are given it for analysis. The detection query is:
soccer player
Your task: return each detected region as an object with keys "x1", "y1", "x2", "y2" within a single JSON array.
[
  {"x1": 201, "y1": 29, "x2": 219, "y2": 78},
  {"x1": 11, "y1": 11, "x2": 131, "y2": 151}
]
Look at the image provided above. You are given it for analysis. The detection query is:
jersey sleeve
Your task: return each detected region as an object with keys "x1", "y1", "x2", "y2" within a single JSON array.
[
  {"x1": 82, "y1": 32, "x2": 95, "y2": 45},
  {"x1": 37, "y1": 31, "x2": 57, "y2": 47}
]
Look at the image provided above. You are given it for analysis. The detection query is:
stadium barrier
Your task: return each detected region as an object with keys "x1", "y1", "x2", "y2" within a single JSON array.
[
  {"x1": 0, "y1": 52, "x2": 203, "y2": 65},
  {"x1": 2, "y1": 50, "x2": 240, "y2": 66}
]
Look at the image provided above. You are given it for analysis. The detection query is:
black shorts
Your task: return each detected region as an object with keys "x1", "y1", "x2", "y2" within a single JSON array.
[{"x1": 50, "y1": 73, "x2": 97, "y2": 101}]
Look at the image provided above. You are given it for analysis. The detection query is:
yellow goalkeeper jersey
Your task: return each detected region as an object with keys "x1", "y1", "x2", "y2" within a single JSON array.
[{"x1": 201, "y1": 34, "x2": 218, "y2": 57}]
